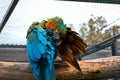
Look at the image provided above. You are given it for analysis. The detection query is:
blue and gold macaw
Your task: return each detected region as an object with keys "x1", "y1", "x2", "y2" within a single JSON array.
[{"x1": 26, "y1": 16, "x2": 87, "y2": 80}]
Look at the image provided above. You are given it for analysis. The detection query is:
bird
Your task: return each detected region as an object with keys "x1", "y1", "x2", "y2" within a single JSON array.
[{"x1": 26, "y1": 16, "x2": 87, "y2": 80}]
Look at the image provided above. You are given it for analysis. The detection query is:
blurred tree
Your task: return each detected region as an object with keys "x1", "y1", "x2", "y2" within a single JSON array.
[
  {"x1": 102, "y1": 25, "x2": 120, "y2": 40},
  {"x1": 103, "y1": 29, "x2": 112, "y2": 40},
  {"x1": 79, "y1": 23, "x2": 88, "y2": 39},
  {"x1": 67, "y1": 24, "x2": 75, "y2": 31},
  {"x1": 111, "y1": 25, "x2": 120, "y2": 35},
  {"x1": 79, "y1": 15, "x2": 107, "y2": 45},
  {"x1": 79, "y1": 15, "x2": 120, "y2": 46}
]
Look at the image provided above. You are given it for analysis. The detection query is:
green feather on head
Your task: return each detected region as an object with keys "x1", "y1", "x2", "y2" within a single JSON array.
[
  {"x1": 27, "y1": 16, "x2": 67, "y2": 39},
  {"x1": 49, "y1": 16, "x2": 67, "y2": 39}
]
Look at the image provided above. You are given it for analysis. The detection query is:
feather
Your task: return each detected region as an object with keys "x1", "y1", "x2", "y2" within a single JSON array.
[
  {"x1": 57, "y1": 42, "x2": 81, "y2": 71},
  {"x1": 26, "y1": 16, "x2": 87, "y2": 80},
  {"x1": 26, "y1": 25, "x2": 56, "y2": 80},
  {"x1": 57, "y1": 28, "x2": 87, "y2": 71},
  {"x1": 46, "y1": 16, "x2": 67, "y2": 39},
  {"x1": 66, "y1": 28, "x2": 87, "y2": 55}
]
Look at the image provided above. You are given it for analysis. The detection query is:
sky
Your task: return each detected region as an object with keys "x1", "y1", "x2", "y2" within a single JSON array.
[{"x1": 0, "y1": 0, "x2": 120, "y2": 45}]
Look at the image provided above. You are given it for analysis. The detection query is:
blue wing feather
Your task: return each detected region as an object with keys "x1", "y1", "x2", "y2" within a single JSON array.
[{"x1": 26, "y1": 25, "x2": 56, "y2": 80}]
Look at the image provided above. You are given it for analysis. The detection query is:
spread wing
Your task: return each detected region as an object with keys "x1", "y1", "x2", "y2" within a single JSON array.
[{"x1": 57, "y1": 28, "x2": 87, "y2": 71}]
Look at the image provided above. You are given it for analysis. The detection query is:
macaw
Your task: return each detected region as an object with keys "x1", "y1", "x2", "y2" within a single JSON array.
[{"x1": 26, "y1": 16, "x2": 87, "y2": 80}]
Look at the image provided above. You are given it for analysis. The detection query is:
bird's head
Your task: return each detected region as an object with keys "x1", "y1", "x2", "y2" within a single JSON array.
[{"x1": 45, "y1": 16, "x2": 67, "y2": 39}]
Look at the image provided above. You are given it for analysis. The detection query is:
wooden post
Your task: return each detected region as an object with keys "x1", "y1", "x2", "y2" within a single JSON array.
[{"x1": 111, "y1": 39, "x2": 118, "y2": 56}]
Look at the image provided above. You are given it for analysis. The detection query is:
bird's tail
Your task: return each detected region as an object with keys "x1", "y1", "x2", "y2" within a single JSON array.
[{"x1": 38, "y1": 54, "x2": 56, "y2": 80}]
